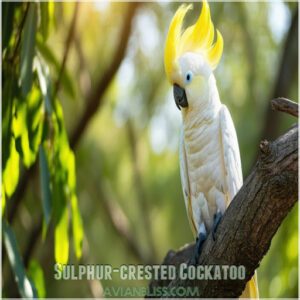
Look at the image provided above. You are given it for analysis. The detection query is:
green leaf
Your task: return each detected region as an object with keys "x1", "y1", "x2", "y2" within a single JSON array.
[
  {"x1": 66, "y1": 150, "x2": 76, "y2": 192},
  {"x1": 2, "y1": 184, "x2": 6, "y2": 216},
  {"x1": 3, "y1": 221, "x2": 37, "y2": 298},
  {"x1": 36, "y1": 38, "x2": 76, "y2": 99},
  {"x1": 2, "y1": 73, "x2": 15, "y2": 172},
  {"x1": 20, "y1": 3, "x2": 38, "y2": 97},
  {"x1": 2, "y1": 2, "x2": 15, "y2": 50},
  {"x1": 54, "y1": 204, "x2": 69, "y2": 265},
  {"x1": 52, "y1": 138, "x2": 69, "y2": 265},
  {"x1": 50, "y1": 99, "x2": 84, "y2": 261},
  {"x1": 42, "y1": 98, "x2": 82, "y2": 264},
  {"x1": 27, "y1": 87, "x2": 44, "y2": 154},
  {"x1": 71, "y1": 194, "x2": 83, "y2": 259},
  {"x1": 3, "y1": 138, "x2": 20, "y2": 197},
  {"x1": 27, "y1": 259, "x2": 46, "y2": 298},
  {"x1": 13, "y1": 87, "x2": 43, "y2": 168},
  {"x1": 52, "y1": 174, "x2": 69, "y2": 265},
  {"x1": 36, "y1": 55, "x2": 53, "y2": 114},
  {"x1": 39, "y1": 145, "x2": 52, "y2": 226},
  {"x1": 39, "y1": 2, "x2": 49, "y2": 41}
]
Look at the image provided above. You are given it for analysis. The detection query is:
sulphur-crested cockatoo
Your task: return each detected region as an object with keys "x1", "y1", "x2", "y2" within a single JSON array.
[{"x1": 164, "y1": 1, "x2": 258, "y2": 297}]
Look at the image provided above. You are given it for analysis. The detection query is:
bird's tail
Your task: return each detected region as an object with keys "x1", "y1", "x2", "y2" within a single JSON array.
[{"x1": 240, "y1": 271, "x2": 259, "y2": 298}]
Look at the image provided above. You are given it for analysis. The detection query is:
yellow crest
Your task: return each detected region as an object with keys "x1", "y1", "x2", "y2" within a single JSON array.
[{"x1": 164, "y1": 0, "x2": 223, "y2": 82}]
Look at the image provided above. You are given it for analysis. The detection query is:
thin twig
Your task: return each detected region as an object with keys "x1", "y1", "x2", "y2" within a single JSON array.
[
  {"x1": 9, "y1": 2, "x2": 30, "y2": 63},
  {"x1": 271, "y1": 97, "x2": 298, "y2": 117},
  {"x1": 53, "y1": 2, "x2": 80, "y2": 99}
]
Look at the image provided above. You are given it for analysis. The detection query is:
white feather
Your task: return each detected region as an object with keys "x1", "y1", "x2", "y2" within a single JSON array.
[{"x1": 219, "y1": 105, "x2": 243, "y2": 201}]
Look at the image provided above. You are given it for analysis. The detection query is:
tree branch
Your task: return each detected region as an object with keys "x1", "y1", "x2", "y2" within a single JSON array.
[
  {"x1": 271, "y1": 97, "x2": 298, "y2": 117},
  {"x1": 148, "y1": 99, "x2": 298, "y2": 298}
]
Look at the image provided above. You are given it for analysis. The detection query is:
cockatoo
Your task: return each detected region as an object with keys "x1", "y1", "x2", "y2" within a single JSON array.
[{"x1": 164, "y1": 1, "x2": 259, "y2": 298}]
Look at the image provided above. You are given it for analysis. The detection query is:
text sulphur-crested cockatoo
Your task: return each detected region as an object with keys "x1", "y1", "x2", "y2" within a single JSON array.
[{"x1": 164, "y1": 1, "x2": 259, "y2": 298}]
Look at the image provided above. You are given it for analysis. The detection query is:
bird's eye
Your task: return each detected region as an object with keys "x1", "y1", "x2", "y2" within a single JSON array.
[{"x1": 185, "y1": 71, "x2": 193, "y2": 84}]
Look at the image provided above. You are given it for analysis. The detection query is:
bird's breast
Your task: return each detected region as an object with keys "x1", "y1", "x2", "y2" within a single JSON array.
[{"x1": 183, "y1": 114, "x2": 225, "y2": 198}]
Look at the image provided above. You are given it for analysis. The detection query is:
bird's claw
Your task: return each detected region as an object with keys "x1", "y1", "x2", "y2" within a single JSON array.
[
  {"x1": 212, "y1": 211, "x2": 223, "y2": 241},
  {"x1": 189, "y1": 232, "x2": 207, "y2": 265}
]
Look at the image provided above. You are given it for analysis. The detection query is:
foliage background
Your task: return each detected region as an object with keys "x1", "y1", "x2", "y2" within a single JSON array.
[{"x1": 2, "y1": 1, "x2": 298, "y2": 298}]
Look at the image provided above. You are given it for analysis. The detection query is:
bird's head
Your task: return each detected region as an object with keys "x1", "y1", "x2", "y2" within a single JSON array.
[{"x1": 164, "y1": 1, "x2": 223, "y2": 111}]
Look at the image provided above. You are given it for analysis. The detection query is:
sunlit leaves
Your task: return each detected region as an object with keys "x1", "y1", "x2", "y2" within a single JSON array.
[
  {"x1": 20, "y1": 3, "x2": 38, "y2": 97},
  {"x1": 39, "y1": 145, "x2": 52, "y2": 226},
  {"x1": 13, "y1": 86, "x2": 44, "y2": 168},
  {"x1": 2, "y1": 70, "x2": 17, "y2": 213},
  {"x1": 39, "y1": 1, "x2": 55, "y2": 41},
  {"x1": 71, "y1": 194, "x2": 84, "y2": 259},
  {"x1": 28, "y1": 260, "x2": 46, "y2": 298},
  {"x1": 36, "y1": 55, "x2": 53, "y2": 114},
  {"x1": 54, "y1": 203, "x2": 69, "y2": 265},
  {"x1": 3, "y1": 221, "x2": 37, "y2": 298},
  {"x1": 3, "y1": 2, "x2": 84, "y2": 296},
  {"x1": 1, "y1": 2, "x2": 84, "y2": 298},
  {"x1": 36, "y1": 52, "x2": 83, "y2": 265},
  {"x1": 66, "y1": 148, "x2": 83, "y2": 259},
  {"x1": 2, "y1": 184, "x2": 6, "y2": 215},
  {"x1": 2, "y1": 73, "x2": 16, "y2": 172},
  {"x1": 3, "y1": 138, "x2": 20, "y2": 197},
  {"x1": 36, "y1": 38, "x2": 76, "y2": 99},
  {"x1": 51, "y1": 101, "x2": 84, "y2": 263}
]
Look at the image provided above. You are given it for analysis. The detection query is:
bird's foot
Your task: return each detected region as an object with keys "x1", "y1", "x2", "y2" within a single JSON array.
[
  {"x1": 212, "y1": 211, "x2": 223, "y2": 241},
  {"x1": 188, "y1": 231, "x2": 207, "y2": 265}
]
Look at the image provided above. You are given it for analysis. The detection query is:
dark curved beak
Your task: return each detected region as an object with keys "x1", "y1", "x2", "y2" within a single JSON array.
[{"x1": 173, "y1": 84, "x2": 188, "y2": 110}]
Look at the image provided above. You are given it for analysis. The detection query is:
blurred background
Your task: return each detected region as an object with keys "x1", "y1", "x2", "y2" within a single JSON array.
[{"x1": 2, "y1": 1, "x2": 298, "y2": 298}]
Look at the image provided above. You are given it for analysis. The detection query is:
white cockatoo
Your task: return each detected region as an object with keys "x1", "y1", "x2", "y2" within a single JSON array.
[{"x1": 164, "y1": 1, "x2": 258, "y2": 298}]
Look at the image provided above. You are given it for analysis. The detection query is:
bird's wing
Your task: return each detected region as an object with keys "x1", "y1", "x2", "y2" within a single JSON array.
[
  {"x1": 219, "y1": 105, "x2": 243, "y2": 204},
  {"x1": 179, "y1": 129, "x2": 197, "y2": 236}
]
